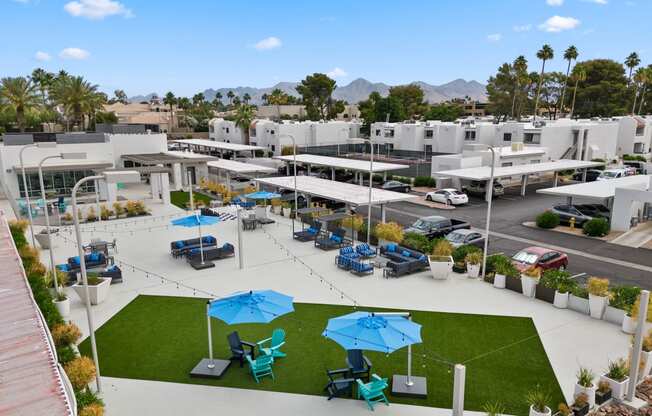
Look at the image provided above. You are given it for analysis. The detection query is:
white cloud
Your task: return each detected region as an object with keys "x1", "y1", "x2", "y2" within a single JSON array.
[
  {"x1": 513, "y1": 24, "x2": 532, "y2": 32},
  {"x1": 64, "y1": 0, "x2": 133, "y2": 20},
  {"x1": 487, "y1": 33, "x2": 502, "y2": 42},
  {"x1": 59, "y1": 47, "x2": 90, "y2": 60},
  {"x1": 35, "y1": 51, "x2": 51, "y2": 61},
  {"x1": 538, "y1": 15, "x2": 580, "y2": 32},
  {"x1": 326, "y1": 67, "x2": 348, "y2": 78},
  {"x1": 546, "y1": 0, "x2": 564, "y2": 5},
  {"x1": 254, "y1": 36, "x2": 282, "y2": 51}
]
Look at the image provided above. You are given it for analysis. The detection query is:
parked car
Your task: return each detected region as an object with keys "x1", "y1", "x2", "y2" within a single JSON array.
[
  {"x1": 511, "y1": 246, "x2": 568, "y2": 272},
  {"x1": 624, "y1": 161, "x2": 649, "y2": 175},
  {"x1": 597, "y1": 169, "x2": 628, "y2": 180},
  {"x1": 445, "y1": 229, "x2": 484, "y2": 248},
  {"x1": 575, "y1": 204, "x2": 610, "y2": 220},
  {"x1": 425, "y1": 188, "x2": 469, "y2": 205},
  {"x1": 463, "y1": 180, "x2": 504, "y2": 197},
  {"x1": 572, "y1": 169, "x2": 602, "y2": 182},
  {"x1": 404, "y1": 215, "x2": 471, "y2": 239},
  {"x1": 549, "y1": 205, "x2": 594, "y2": 226},
  {"x1": 381, "y1": 180, "x2": 411, "y2": 193}
]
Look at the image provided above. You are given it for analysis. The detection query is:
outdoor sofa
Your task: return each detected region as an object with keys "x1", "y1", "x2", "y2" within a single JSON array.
[
  {"x1": 293, "y1": 221, "x2": 322, "y2": 242},
  {"x1": 170, "y1": 236, "x2": 217, "y2": 258},
  {"x1": 99, "y1": 265, "x2": 123, "y2": 284},
  {"x1": 335, "y1": 247, "x2": 374, "y2": 276},
  {"x1": 379, "y1": 243, "x2": 428, "y2": 278},
  {"x1": 185, "y1": 243, "x2": 235, "y2": 264},
  {"x1": 67, "y1": 252, "x2": 108, "y2": 271},
  {"x1": 315, "y1": 228, "x2": 351, "y2": 250}
]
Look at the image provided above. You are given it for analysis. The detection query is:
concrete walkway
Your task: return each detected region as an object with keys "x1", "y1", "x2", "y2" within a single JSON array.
[{"x1": 612, "y1": 221, "x2": 652, "y2": 248}]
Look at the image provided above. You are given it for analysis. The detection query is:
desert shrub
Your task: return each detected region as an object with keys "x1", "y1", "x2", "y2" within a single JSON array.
[
  {"x1": 587, "y1": 277, "x2": 610, "y2": 297},
  {"x1": 572, "y1": 286, "x2": 589, "y2": 299},
  {"x1": 465, "y1": 251, "x2": 483, "y2": 265},
  {"x1": 401, "y1": 232, "x2": 432, "y2": 254},
  {"x1": 526, "y1": 384, "x2": 551, "y2": 413},
  {"x1": 76, "y1": 390, "x2": 104, "y2": 414},
  {"x1": 609, "y1": 285, "x2": 641, "y2": 313},
  {"x1": 56, "y1": 345, "x2": 78, "y2": 365},
  {"x1": 64, "y1": 356, "x2": 97, "y2": 390},
  {"x1": 623, "y1": 154, "x2": 647, "y2": 162},
  {"x1": 62, "y1": 212, "x2": 73, "y2": 222},
  {"x1": 583, "y1": 218, "x2": 609, "y2": 237},
  {"x1": 52, "y1": 322, "x2": 82, "y2": 347},
  {"x1": 452, "y1": 244, "x2": 481, "y2": 263},
  {"x1": 536, "y1": 211, "x2": 560, "y2": 229},
  {"x1": 99, "y1": 205, "x2": 113, "y2": 220},
  {"x1": 134, "y1": 200, "x2": 148, "y2": 215},
  {"x1": 86, "y1": 207, "x2": 97, "y2": 222},
  {"x1": 79, "y1": 403, "x2": 104, "y2": 416},
  {"x1": 125, "y1": 201, "x2": 139, "y2": 217},
  {"x1": 431, "y1": 238, "x2": 453, "y2": 257},
  {"x1": 112, "y1": 202, "x2": 125, "y2": 217},
  {"x1": 631, "y1": 295, "x2": 652, "y2": 322},
  {"x1": 413, "y1": 176, "x2": 436, "y2": 187},
  {"x1": 493, "y1": 255, "x2": 518, "y2": 277},
  {"x1": 374, "y1": 222, "x2": 404, "y2": 243},
  {"x1": 27, "y1": 273, "x2": 63, "y2": 328},
  {"x1": 393, "y1": 176, "x2": 413, "y2": 185},
  {"x1": 341, "y1": 215, "x2": 364, "y2": 232},
  {"x1": 539, "y1": 269, "x2": 575, "y2": 292},
  {"x1": 9, "y1": 219, "x2": 29, "y2": 249}
]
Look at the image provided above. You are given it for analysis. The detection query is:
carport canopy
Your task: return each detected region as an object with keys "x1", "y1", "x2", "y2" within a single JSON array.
[
  {"x1": 172, "y1": 139, "x2": 265, "y2": 153},
  {"x1": 537, "y1": 174, "x2": 651, "y2": 202},
  {"x1": 207, "y1": 159, "x2": 276, "y2": 174}
]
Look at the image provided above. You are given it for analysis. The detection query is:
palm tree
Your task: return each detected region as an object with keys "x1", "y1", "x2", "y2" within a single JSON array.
[
  {"x1": 163, "y1": 91, "x2": 177, "y2": 131},
  {"x1": 511, "y1": 55, "x2": 528, "y2": 119},
  {"x1": 638, "y1": 66, "x2": 652, "y2": 114},
  {"x1": 192, "y1": 93, "x2": 205, "y2": 106},
  {"x1": 560, "y1": 45, "x2": 578, "y2": 117},
  {"x1": 632, "y1": 68, "x2": 649, "y2": 114},
  {"x1": 232, "y1": 96, "x2": 241, "y2": 107},
  {"x1": 625, "y1": 52, "x2": 641, "y2": 82},
  {"x1": 234, "y1": 104, "x2": 255, "y2": 145},
  {"x1": 50, "y1": 76, "x2": 101, "y2": 130},
  {"x1": 569, "y1": 65, "x2": 586, "y2": 119},
  {"x1": 261, "y1": 93, "x2": 269, "y2": 105},
  {"x1": 177, "y1": 97, "x2": 191, "y2": 127},
  {"x1": 243, "y1": 93, "x2": 251, "y2": 104},
  {"x1": 226, "y1": 90, "x2": 235, "y2": 105},
  {"x1": 215, "y1": 92, "x2": 223, "y2": 102},
  {"x1": 0, "y1": 77, "x2": 41, "y2": 132},
  {"x1": 533, "y1": 44, "x2": 554, "y2": 122},
  {"x1": 31, "y1": 68, "x2": 54, "y2": 104}
]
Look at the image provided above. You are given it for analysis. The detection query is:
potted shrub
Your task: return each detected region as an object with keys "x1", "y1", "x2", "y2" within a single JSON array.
[
  {"x1": 570, "y1": 393, "x2": 589, "y2": 416},
  {"x1": 281, "y1": 202, "x2": 291, "y2": 217},
  {"x1": 538, "y1": 269, "x2": 574, "y2": 306},
  {"x1": 492, "y1": 255, "x2": 513, "y2": 289},
  {"x1": 624, "y1": 293, "x2": 651, "y2": 335},
  {"x1": 599, "y1": 358, "x2": 629, "y2": 401},
  {"x1": 569, "y1": 286, "x2": 590, "y2": 315},
  {"x1": 587, "y1": 277, "x2": 609, "y2": 319},
  {"x1": 481, "y1": 401, "x2": 505, "y2": 416},
  {"x1": 72, "y1": 274, "x2": 112, "y2": 305},
  {"x1": 574, "y1": 367, "x2": 596, "y2": 409},
  {"x1": 113, "y1": 202, "x2": 125, "y2": 218},
  {"x1": 452, "y1": 244, "x2": 481, "y2": 275},
  {"x1": 374, "y1": 222, "x2": 404, "y2": 247},
  {"x1": 607, "y1": 285, "x2": 640, "y2": 328},
  {"x1": 99, "y1": 204, "x2": 114, "y2": 221},
  {"x1": 504, "y1": 265, "x2": 522, "y2": 292},
  {"x1": 554, "y1": 279, "x2": 577, "y2": 309},
  {"x1": 554, "y1": 403, "x2": 572, "y2": 416},
  {"x1": 270, "y1": 198, "x2": 282, "y2": 214},
  {"x1": 465, "y1": 251, "x2": 482, "y2": 279},
  {"x1": 526, "y1": 385, "x2": 552, "y2": 416},
  {"x1": 46, "y1": 269, "x2": 70, "y2": 318},
  {"x1": 595, "y1": 380, "x2": 612, "y2": 405},
  {"x1": 86, "y1": 206, "x2": 97, "y2": 222},
  {"x1": 134, "y1": 200, "x2": 149, "y2": 216},
  {"x1": 428, "y1": 239, "x2": 454, "y2": 280},
  {"x1": 521, "y1": 266, "x2": 541, "y2": 298},
  {"x1": 61, "y1": 212, "x2": 73, "y2": 224},
  {"x1": 637, "y1": 330, "x2": 652, "y2": 381},
  {"x1": 51, "y1": 322, "x2": 81, "y2": 349}
]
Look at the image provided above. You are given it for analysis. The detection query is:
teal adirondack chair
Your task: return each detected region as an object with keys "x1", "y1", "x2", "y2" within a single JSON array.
[
  {"x1": 257, "y1": 328, "x2": 286, "y2": 359},
  {"x1": 356, "y1": 374, "x2": 389, "y2": 411},
  {"x1": 246, "y1": 354, "x2": 275, "y2": 383}
]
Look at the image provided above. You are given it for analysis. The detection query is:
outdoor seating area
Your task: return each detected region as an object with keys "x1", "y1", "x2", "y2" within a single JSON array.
[
  {"x1": 170, "y1": 236, "x2": 218, "y2": 258},
  {"x1": 67, "y1": 251, "x2": 109, "y2": 271},
  {"x1": 315, "y1": 228, "x2": 352, "y2": 250},
  {"x1": 185, "y1": 243, "x2": 235, "y2": 264},
  {"x1": 293, "y1": 221, "x2": 322, "y2": 242},
  {"x1": 335, "y1": 246, "x2": 374, "y2": 276},
  {"x1": 379, "y1": 243, "x2": 429, "y2": 278}
]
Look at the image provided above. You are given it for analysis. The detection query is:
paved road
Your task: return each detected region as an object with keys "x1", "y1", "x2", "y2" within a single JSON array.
[{"x1": 360, "y1": 183, "x2": 652, "y2": 288}]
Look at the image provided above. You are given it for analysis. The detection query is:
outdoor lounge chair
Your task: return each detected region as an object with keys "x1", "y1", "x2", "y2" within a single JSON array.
[
  {"x1": 99, "y1": 265, "x2": 123, "y2": 284},
  {"x1": 170, "y1": 236, "x2": 217, "y2": 258},
  {"x1": 315, "y1": 228, "x2": 351, "y2": 251},
  {"x1": 347, "y1": 349, "x2": 372, "y2": 382},
  {"x1": 257, "y1": 328, "x2": 286, "y2": 359},
  {"x1": 246, "y1": 354, "x2": 274, "y2": 383},
  {"x1": 335, "y1": 254, "x2": 354, "y2": 270},
  {"x1": 356, "y1": 374, "x2": 389, "y2": 411},
  {"x1": 293, "y1": 221, "x2": 322, "y2": 242},
  {"x1": 186, "y1": 243, "x2": 235, "y2": 264},
  {"x1": 227, "y1": 331, "x2": 257, "y2": 367},
  {"x1": 350, "y1": 259, "x2": 374, "y2": 276},
  {"x1": 324, "y1": 368, "x2": 355, "y2": 400},
  {"x1": 355, "y1": 243, "x2": 376, "y2": 258},
  {"x1": 255, "y1": 206, "x2": 275, "y2": 225}
]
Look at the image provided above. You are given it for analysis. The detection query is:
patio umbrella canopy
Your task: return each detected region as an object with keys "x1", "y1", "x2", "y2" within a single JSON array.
[
  {"x1": 322, "y1": 311, "x2": 422, "y2": 353},
  {"x1": 208, "y1": 290, "x2": 294, "y2": 324},
  {"x1": 244, "y1": 191, "x2": 281, "y2": 200},
  {"x1": 171, "y1": 214, "x2": 220, "y2": 264}
]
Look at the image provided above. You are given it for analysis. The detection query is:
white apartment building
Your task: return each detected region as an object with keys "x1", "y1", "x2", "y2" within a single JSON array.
[{"x1": 209, "y1": 118, "x2": 362, "y2": 155}]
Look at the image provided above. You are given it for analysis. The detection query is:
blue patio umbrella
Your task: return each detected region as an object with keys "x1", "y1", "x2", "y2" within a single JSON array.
[
  {"x1": 171, "y1": 213, "x2": 220, "y2": 264},
  {"x1": 244, "y1": 191, "x2": 281, "y2": 208},
  {"x1": 322, "y1": 311, "x2": 422, "y2": 353},
  {"x1": 208, "y1": 289, "x2": 294, "y2": 324}
]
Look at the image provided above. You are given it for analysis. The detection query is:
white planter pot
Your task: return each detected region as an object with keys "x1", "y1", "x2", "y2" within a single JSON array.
[
  {"x1": 428, "y1": 256, "x2": 453, "y2": 280},
  {"x1": 641, "y1": 350, "x2": 652, "y2": 381},
  {"x1": 589, "y1": 294, "x2": 608, "y2": 319},
  {"x1": 604, "y1": 306, "x2": 626, "y2": 326},
  {"x1": 622, "y1": 315, "x2": 637, "y2": 334},
  {"x1": 54, "y1": 297, "x2": 70, "y2": 319},
  {"x1": 528, "y1": 405, "x2": 551, "y2": 416},
  {"x1": 282, "y1": 207, "x2": 291, "y2": 217},
  {"x1": 553, "y1": 291, "x2": 569, "y2": 309},
  {"x1": 35, "y1": 233, "x2": 52, "y2": 249},
  {"x1": 521, "y1": 275, "x2": 539, "y2": 298},
  {"x1": 467, "y1": 263, "x2": 480, "y2": 278},
  {"x1": 72, "y1": 277, "x2": 112, "y2": 305},
  {"x1": 493, "y1": 273, "x2": 506, "y2": 289},
  {"x1": 574, "y1": 384, "x2": 596, "y2": 409},
  {"x1": 569, "y1": 295, "x2": 590, "y2": 315},
  {"x1": 600, "y1": 375, "x2": 629, "y2": 401},
  {"x1": 272, "y1": 206, "x2": 281, "y2": 214}
]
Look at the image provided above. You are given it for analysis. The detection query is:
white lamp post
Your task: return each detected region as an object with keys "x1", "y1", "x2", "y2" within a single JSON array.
[
  {"x1": 366, "y1": 135, "x2": 374, "y2": 244},
  {"x1": 19, "y1": 142, "x2": 57, "y2": 248},
  {"x1": 480, "y1": 145, "x2": 496, "y2": 281},
  {"x1": 71, "y1": 170, "x2": 141, "y2": 393},
  {"x1": 278, "y1": 134, "x2": 297, "y2": 233},
  {"x1": 38, "y1": 152, "x2": 87, "y2": 295}
]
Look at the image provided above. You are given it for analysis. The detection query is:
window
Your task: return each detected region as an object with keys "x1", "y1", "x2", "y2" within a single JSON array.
[
  {"x1": 634, "y1": 142, "x2": 645, "y2": 153},
  {"x1": 375, "y1": 129, "x2": 381, "y2": 136},
  {"x1": 464, "y1": 130, "x2": 476, "y2": 140},
  {"x1": 424, "y1": 145, "x2": 432, "y2": 153},
  {"x1": 18, "y1": 170, "x2": 96, "y2": 198},
  {"x1": 503, "y1": 133, "x2": 512, "y2": 142},
  {"x1": 636, "y1": 126, "x2": 645, "y2": 136},
  {"x1": 225, "y1": 128, "x2": 230, "y2": 133},
  {"x1": 425, "y1": 130, "x2": 434, "y2": 138},
  {"x1": 501, "y1": 162, "x2": 513, "y2": 167},
  {"x1": 383, "y1": 129, "x2": 394, "y2": 138},
  {"x1": 270, "y1": 130, "x2": 275, "y2": 135},
  {"x1": 524, "y1": 133, "x2": 541, "y2": 144},
  {"x1": 250, "y1": 128, "x2": 256, "y2": 137},
  {"x1": 271, "y1": 145, "x2": 275, "y2": 152}
]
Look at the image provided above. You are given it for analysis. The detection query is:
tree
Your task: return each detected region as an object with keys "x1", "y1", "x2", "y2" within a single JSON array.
[
  {"x1": 215, "y1": 92, "x2": 222, "y2": 102},
  {"x1": 424, "y1": 102, "x2": 464, "y2": 122},
  {"x1": 30, "y1": 68, "x2": 54, "y2": 104},
  {"x1": 569, "y1": 64, "x2": 586, "y2": 118},
  {"x1": 572, "y1": 60, "x2": 628, "y2": 118},
  {"x1": 625, "y1": 52, "x2": 641, "y2": 82},
  {"x1": 113, "y1": 89, "x2": 128, "y2": 104},
  {"x1": 637, "y1": 66, "x2": 652, "y2": 114},
  {"x1": 50, "y1": 76, "x2": 103, "y2": 130},
  {"x1": 163, "y1": 91, "x2": 177, "y2": 131},
  {"x1": 295, "y1": 73, "x2": 337, "y2": 120},
  {"x1": 512, "y1": 56, "x2": 529, "y2": 119},
  {"x1": 243, "y1": 93, "x2": 251, "y2": 104},
  {"x1": 486, "y1": 63, "x2": 516, "y2": 121},
  {"x1": 632, "y1": 67, "x2": 649, "y2": 114},
  {"x1": 232, "y1": 96, "x2": 241, "y2": 107},
  {"x1": 0, "y1": 77, "x2": 41, "y2": 132},
  {"x1": 234, "y1": 104, "x2": 255, "y2": 145},
  {"x1": 261, "y1": 93, "x2": 269, "y2": 105},
  {"x1": 95, "y1": 111, "x2": 118, "y2": 124},
  {"x1": 226, "y1": 90, "x2": 234, "y2": 105},
  {"x1": 388, "y1": 84, "x2": 426, "y2": 119},
  {"x1": 540, "y1": 72, "x2": 566, "y2": 119},
  {"x1": 560, "y1": 45, "x2": 579, "y2": 116},
  {"x1": 533, "y1": 44, "x2": 554, "y2": 121},
  {"x1": 192, "y1": 92, "x2": 205, "y2": 106}
]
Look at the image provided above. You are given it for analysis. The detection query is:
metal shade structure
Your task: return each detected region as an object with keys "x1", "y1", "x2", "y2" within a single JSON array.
[{"x1": 171, "y1": 214, "x2": 220, "y2": 264}]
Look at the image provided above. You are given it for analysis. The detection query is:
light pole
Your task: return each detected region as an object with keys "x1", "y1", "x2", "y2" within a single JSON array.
[
  {"x1": 38, "y1": 152, "x2": 87, "y2": 295},
  {"x1": 279, "y1": 134, "x2": 297, "y2": 233},
  {"x1": 366, "y1": 135, "x2": 374, "y2": 244},
  {"x1": 19, "y1": 142, "x2": 57, "y2": 248},
  {"x1": 71, "y1": 170, "x2": 141, "y2": 393},
  {"x1": 480, "y1": 145, "x2": 496, "y2": 282}
]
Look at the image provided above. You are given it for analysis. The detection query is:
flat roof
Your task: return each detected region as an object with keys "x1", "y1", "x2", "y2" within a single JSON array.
[
  {"x1": 255, "y1": 175, "x2": 417, "y2": 206},
  {"x1": 434, "y1": 160, "x2": 604, "y2": 181},
  {"x1": 14, "y1": 160, "x2": 113, "y2": 173},
  {"x1": 274, "y1": 154, "x2": 409, "y2": 173},
  {"x1": 537, "y1": 175, "x2": 651, "y2": 200},
  {"x1": 122, "y1": 151, "x2": 216, "y2": 164},
  {"x1": 0, "y1": 213, "x2": 74, "y2": 416},
  {"x1": 173, "y1": 139, "x2": 265, "y2": 152},
  {"x1": 207, "y1": 159, "x2": 276, "y2": 174}
]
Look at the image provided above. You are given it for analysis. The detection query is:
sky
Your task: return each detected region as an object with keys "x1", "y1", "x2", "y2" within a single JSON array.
[{"x1": 2, "y1": 0, "x2": 651, "y2": 97}]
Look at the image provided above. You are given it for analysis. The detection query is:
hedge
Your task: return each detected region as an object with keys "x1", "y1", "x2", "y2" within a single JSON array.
[
  {"x1": 413, "y1": 176, "x2": 436, "y2": 188},
  {"x1": 536, "y1": 211, "x2": 560, "y2": 229},
  {"x1": 583, "y1": 218, "x2": 610, "y2": 237}
]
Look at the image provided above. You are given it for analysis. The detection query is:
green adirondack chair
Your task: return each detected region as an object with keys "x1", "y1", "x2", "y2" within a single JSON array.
[
  {"x1": 257, "y1": 328, "x2": 286, "y2": 359},
  {"x1": 356, "y1": 374, "x2": 389, "y2": 411},
  {"x1": 246, "y1": 354, "x2": 275, "y2": 383}
]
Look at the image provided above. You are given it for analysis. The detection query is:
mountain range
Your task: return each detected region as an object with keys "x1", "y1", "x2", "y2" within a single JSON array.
[{"x1": 129, "y1": 78, "x2": 487, "y2": 105}]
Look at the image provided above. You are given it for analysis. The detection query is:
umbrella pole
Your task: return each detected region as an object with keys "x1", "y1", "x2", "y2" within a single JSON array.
[
  {"x1": 198, "y1": 218, "x2": 205, "y2": 264},
  {"x1": 407, "y1": 315, "x2": 413, "y2": 386},
  {"x1": 206, "y1": 302, "x2": 214, "y2": 369}
]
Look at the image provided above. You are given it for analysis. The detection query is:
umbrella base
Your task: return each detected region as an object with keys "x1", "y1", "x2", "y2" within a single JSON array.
[
  {"x1": 391, "y1": 375, "x2": 427, "y2": 398},
  {"x1": 190, "y1": 261, "x2": 215, "y2": 270},
  {"x1": 189, "y1": 358, "x2": 230, "y2": 379}
]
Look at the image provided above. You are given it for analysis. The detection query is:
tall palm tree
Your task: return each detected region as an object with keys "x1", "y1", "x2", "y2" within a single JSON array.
[
  {"x1": 632, "y1": 67, "x2": 649, "y2": 114},
  {"x1": 638, "y1": 66, "x2": 652, "y2": 114},
  {"x1": 243, "y1": 93, "x2": 251, "y2": 104},
  {"x1": 261, "y1": 93, "x2": 269, "y2": 105},
  {"x1": 569, "y1": 65, "x2": 587, "y2": 119},
  {"x1": 30, "y1": 68, "x2": 54, "y2": 104},
  {"x1": 226, "y1": 90, "x2": 235, "y2": 105},
  {"x1": 215, "y1": 92, "x2": 223, "y2": 102},
  {"x1": 0, "y1": 77, "x2": 41, "y2": 132},
  {"x1": 560, "y1": 45, "x2": 578, "y2": 117},
  {"x1": 50, "y1": 76, "x2": 101, "y2": 130},
  {"x1": 192, "y1": 92, "x2": 205, "y2": 106},
  {"x1": 511, "y1": 55, "x2": 528, "y2": 119},
  {"x1": 625, "y1": 52, "x2": 641, "y2": 82},
  {"x1": 533, "y1": 44, "x2": 554, "y2": 122},
  {"x1": 234, "y1": 104, "x2": 255, "y2": 145},
  {"x1": 163, "y1": 91, "x2": 177, "y2": 131}
]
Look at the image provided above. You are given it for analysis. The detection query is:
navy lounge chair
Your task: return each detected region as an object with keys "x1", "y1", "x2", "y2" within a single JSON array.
[
  {"x1": 346, "y1": 349, "x2": 372, "y2": 382},
  {"x1": 227, "y1": 331, "x2": 256, "y2": 367},
  {"x1": 293, "y1": 221, "x2": 322, "y2": 242},
  {"x1": 355, "y1": 243, "x2": 376, "y2": 258}
]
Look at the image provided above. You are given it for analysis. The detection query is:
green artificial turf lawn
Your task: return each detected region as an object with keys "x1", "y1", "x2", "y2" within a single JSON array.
[
  {"x1": 79, "y1": 295, "x2": 564, "y2": 414},
  {"x1": 170, "y1": 191, "x2": 214, "y2": 209}
]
